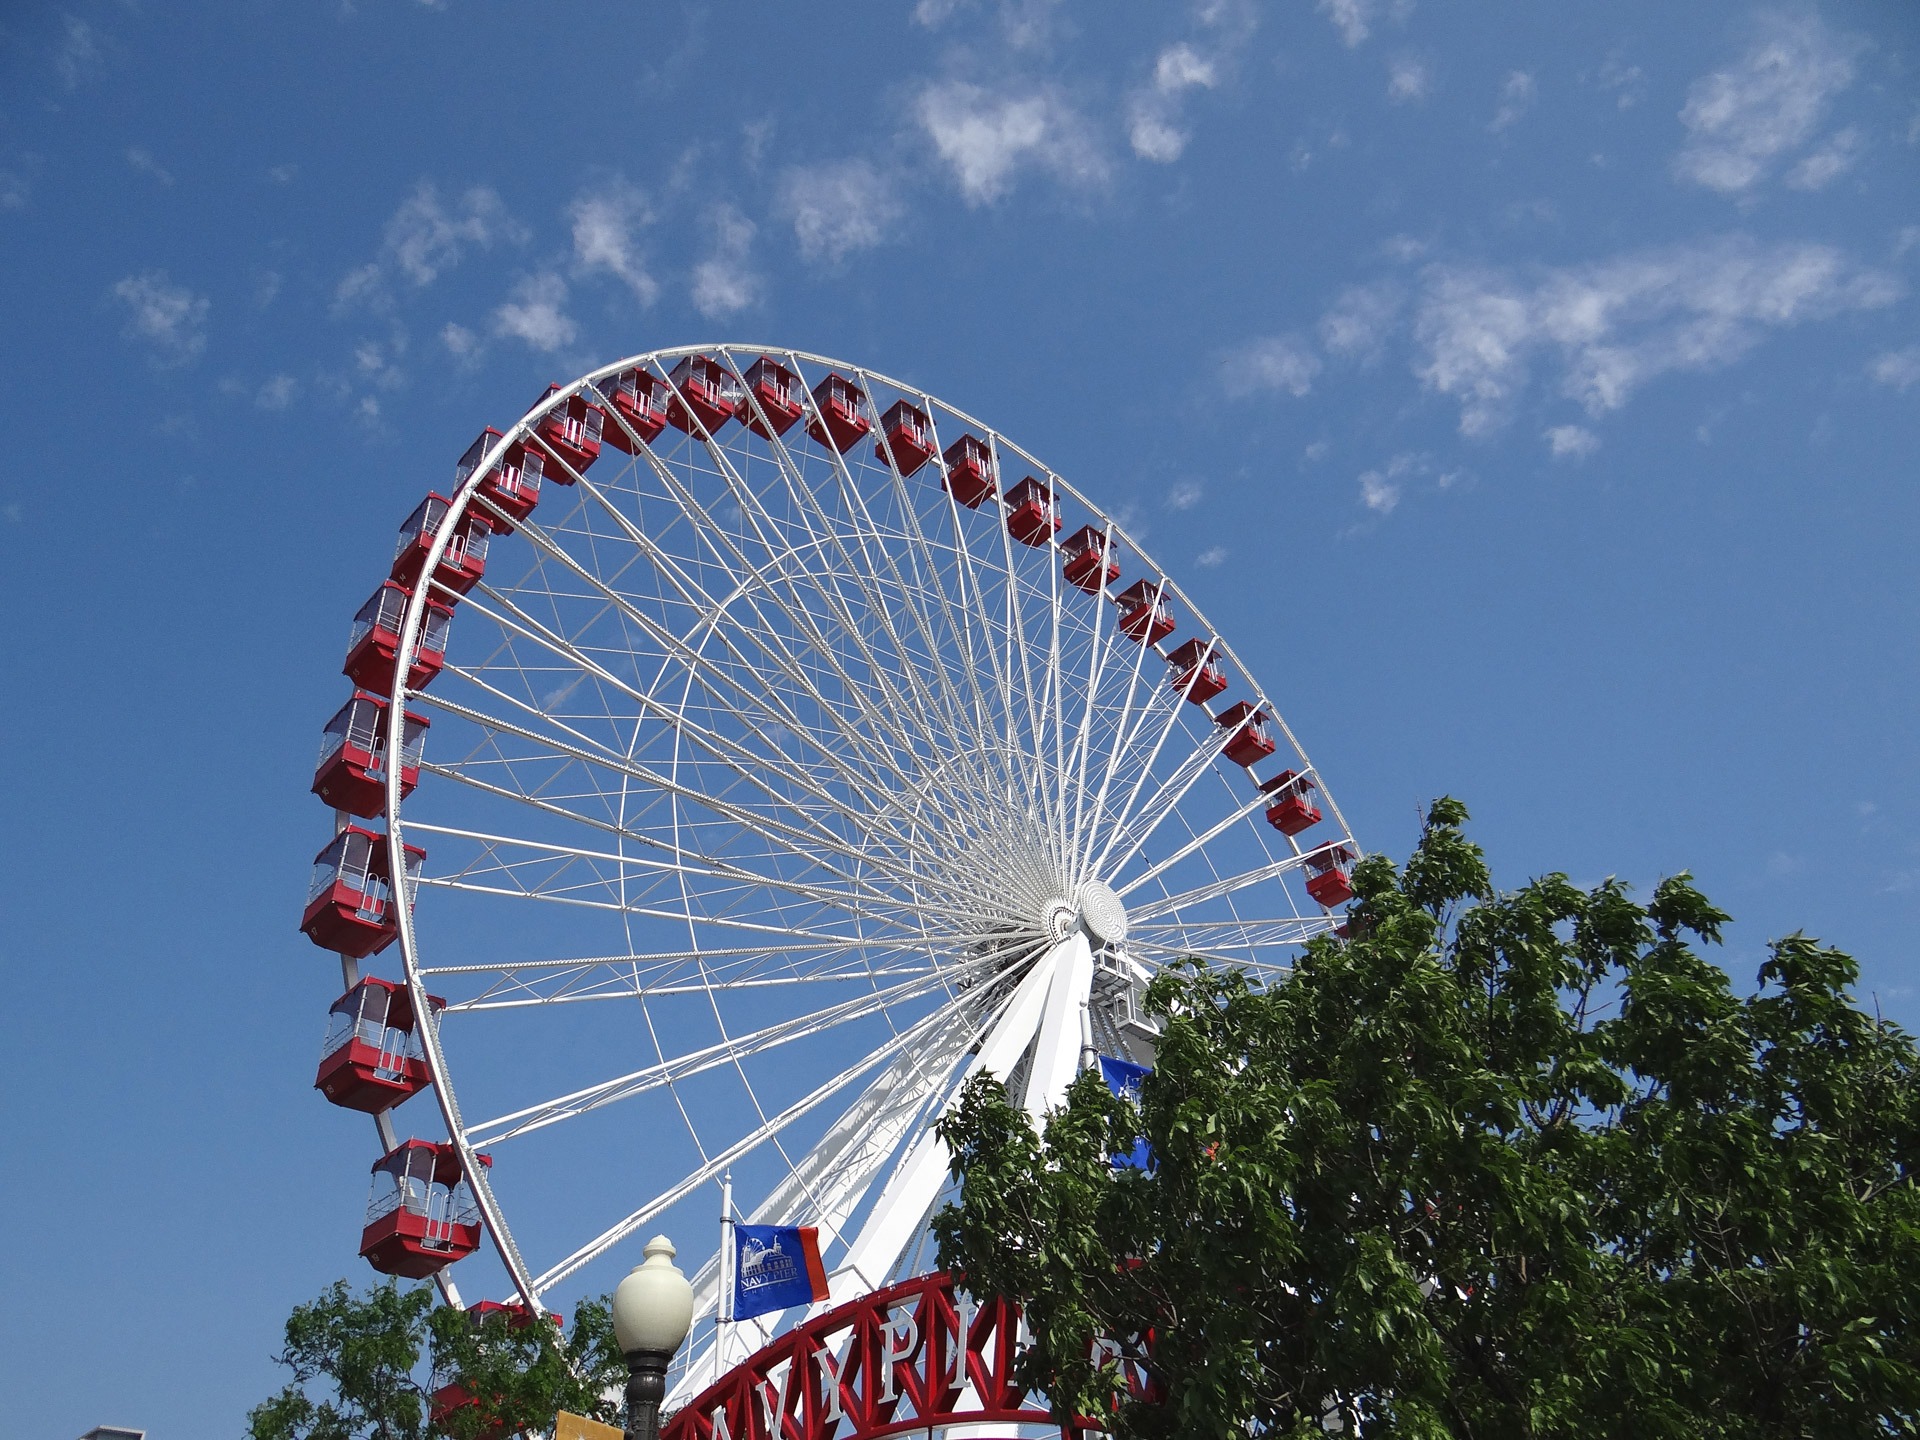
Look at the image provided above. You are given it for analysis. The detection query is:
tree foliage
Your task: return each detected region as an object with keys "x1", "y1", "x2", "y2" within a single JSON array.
[
  {"x1": 247, "y1": 1279, "x2": 626, "y2": 1440},
  {"x1": 934, "y1": 799, "x2": 1920, "y2": 1439}
]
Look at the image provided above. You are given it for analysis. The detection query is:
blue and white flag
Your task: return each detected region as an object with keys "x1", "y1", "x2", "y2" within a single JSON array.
[
  {"x1": 1098, "y1": 1054, "x2": 1153, "y2": 1172},
  {"x1": 731, "y1": 1223, "x2": 829, "y2": 1322}
]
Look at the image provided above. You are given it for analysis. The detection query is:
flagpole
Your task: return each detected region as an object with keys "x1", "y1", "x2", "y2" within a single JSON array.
[{"x1": 718, "y1": 1170, "x2": 735, "y2": 1372}]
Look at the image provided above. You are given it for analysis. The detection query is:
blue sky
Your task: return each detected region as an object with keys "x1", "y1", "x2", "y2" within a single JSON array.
[{"x1": 2, "y1": 1, "x2": 1917, "y2": 1434}]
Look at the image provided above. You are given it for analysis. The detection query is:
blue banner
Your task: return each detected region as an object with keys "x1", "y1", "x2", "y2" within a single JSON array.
[
  {"x1": 1099, "y1": 1055, "x2": 1153, "y2": 1171},
  {"x1": 732, "y1": 1223, "x2": 829, "y2": 1321}
]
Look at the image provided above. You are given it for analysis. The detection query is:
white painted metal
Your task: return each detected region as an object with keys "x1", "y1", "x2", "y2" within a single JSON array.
[{"x1": 358, "y1": 344, "x2": 1358, "y2": 1378}]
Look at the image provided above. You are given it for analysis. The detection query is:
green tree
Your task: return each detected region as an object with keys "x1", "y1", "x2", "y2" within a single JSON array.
[
  {"x1": 247, "y1": 1280, "x2": 626, "y2": 1440},
  {"x1": 934, "y1": 799, "x2": 1920, "y2": 1439}
]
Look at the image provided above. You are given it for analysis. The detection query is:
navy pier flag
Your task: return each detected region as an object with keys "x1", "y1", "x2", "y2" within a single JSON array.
[
  {"x1": 731, "y1": 1223, "x2": 830, "y2": 1321},
  {"x1": 1098, "y1": 1054, "x2": 1153, "y2": 1172}
]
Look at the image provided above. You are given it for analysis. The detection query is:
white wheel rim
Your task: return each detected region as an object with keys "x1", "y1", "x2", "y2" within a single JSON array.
[{"x1": 369, "y1": 344, "x2": 1358, "y2": 1390}]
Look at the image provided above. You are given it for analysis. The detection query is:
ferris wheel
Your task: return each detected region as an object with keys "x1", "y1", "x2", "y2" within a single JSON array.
[{"x1": 298, "y1": 344, "x2": 1358, "y2": 1396}]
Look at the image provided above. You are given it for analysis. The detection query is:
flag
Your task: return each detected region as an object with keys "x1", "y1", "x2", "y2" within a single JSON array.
[
  {"x1": 731, "y1": 1223, "x2": 829, "y2": 1321},
  {"x1": 1099, "y1": 1054, "x2": 1153, "y2": 1172}
]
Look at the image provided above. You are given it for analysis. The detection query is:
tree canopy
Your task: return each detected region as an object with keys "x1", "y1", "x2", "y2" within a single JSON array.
[
  {"x1": 247, "y1": 1278, "x2": 625, "y2": 1440},
  {"x1": 933, "y1": 798, "x2": 1920, "y2": 1439}
]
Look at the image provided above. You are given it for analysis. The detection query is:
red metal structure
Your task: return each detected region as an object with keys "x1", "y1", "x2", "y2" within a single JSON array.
[
  {"x1": 314, "y1": 976, "x2": 441, "y2": 1113},
  {"x1": 668, "y1": 355, "x2": 741, "y2": 434},
  {"x1": 807, "y1": 372, "x2": 870, "y2": 453},
  {"x1": 741, "y1": 357, "x2": 806, "y2": 438},
  {"x1": 1215, "y1": 701, "x2": 1276, "y2": 766},
  {"x1": 1113, "y1": 580, "x2": 1175, "y2": 645},
  {"x1": 1005, "y1": 476, "x2": 1061, "y2": 546},
  {"x1": 1303, "y1": 842, "x2": 1355, "y2": 907},
  {"x1": 300, "y1": 825, "x2": 425, "y2": 957},
  {"x1": 941, "y1": 434, "x2": 996, "y2": 507},
  {"x1": 343, "y1": 581, "x2": 453, "y2": 692},
  {"x1": 360, "y1": 1140, "x2": 486, "y2": 1278},
  {"x1": 663, "y1": 1270, "x2": 1145, "y2": 1440},
  {"x1": 600, "y1": 368, "x2": 670, "y2": 451},
  {"x1": 875, "y1": 400, "x2": 936, "y2": 477},
  {"x1": 1164, "y1": 638, "x2": 1227, "y2": 704},
  {"x1": 530, "y1": 384, "x2": 604, "y2": 476},
  {"x1": 1260, "y1": 770, "x2": 1323, "y2": 836},
  {"x1": 1061, "y1": 525, "x2": 1120, "y2": 595},
  {"x1": 311, "y1": 692, "x2": 429, "y2": 817},
  {"x1": 458, "y1": 428, "x2": 543, "y2": 531},
  {"x1": 391, "y1": 493, "x2": 490, "y2": 596}
]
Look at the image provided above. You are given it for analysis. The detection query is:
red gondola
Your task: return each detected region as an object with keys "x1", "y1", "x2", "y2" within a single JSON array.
[
  {"x1": 740, "y1": 357, "x2": 805, "y2": 438},
  {"x1": 529, "y1": 384, "x2": 604, "y2": 477},
  {"x1": 311, "y1": 692, "x2": 429, "y2": 817},
  {"x1": 1114, "y1": 579, "x2": 1175, "y2": 645},
  {"x1": 1165, "y1": 638, "x2": 1227, "y2": 704},
  {"x1": 360, "y1": 1141, "x2": 487, "y2": 1278},
  {"x1": 1006, "y1": 476, "x2": 1061, "y2": 546},
  {"x1": 666, "y1": 354, "x2": 740, "y2": 435},
  {"x1": 941, "y1": 434, "x2": 997, "y2": 507},
  {"x1": 1216, "y1": 701, "x2": 1276, "y2": 766},
  {"x1": 314, "y1": 977, "x2": 442, "y2": 1113},
  {"x1": 300, "y1": 825, "x2": 425, "y2": 958},
  {"x1": 597, "y1": 369, "x2": 669, "y2": 451},
  {"x1": 457, "y1": 428, "x2": 543, "y2": 532},
  {"x1": 1303, "y1": 843, "x2": 1356, "y2": 908},
  {"x1": 1061, "y1": 525, "x2": 1120, "y2": 594},
  {"x1": 1260, "y1": 770, "x2": 1323, "y2": 836},
  {"x1": 343, "y1": 581, "x2": 453, "y2": 693},
  {"x1": 806, "y1": 372, "x2": 870, "y2": 453},
  {"x1": 391, "y1": 493, "x2": 490, "y2": 596},
  {"x1": 875, "y1": 400, "x2": 936, "y2": 476}
]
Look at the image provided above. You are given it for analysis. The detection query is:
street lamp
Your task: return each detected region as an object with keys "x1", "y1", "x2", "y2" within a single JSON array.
[{"x1": 611, "y1": 1234, "x2": 696, "y2": 1440}]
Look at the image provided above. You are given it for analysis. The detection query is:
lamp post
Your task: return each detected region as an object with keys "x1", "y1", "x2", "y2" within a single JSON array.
[{"x1": 611, "y1": 1234, "x2": 696, "y2": 1440}]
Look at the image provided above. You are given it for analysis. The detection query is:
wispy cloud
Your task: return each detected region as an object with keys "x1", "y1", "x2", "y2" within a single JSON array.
[
  {"x1": 126, "y1": 147, "x2": 173, "y2": 186},
  {"x1": 1489, "y1": 71, "x2": 1535, "y2": 133},
  {"x1": 255, "y1": 374, "x2": 298, "y2": 410},
  {"x1": 570, "y1": 178, "x2": 658, "y2": 305},
  {"x1": 778, "y1": 159, "x2": 906, "y2": 263},
  {"x1": 1413, "y1": 236, "x2": 1901, "y2": 435},
  {"x1": 55, "y1": 14, "x2": 102, "y2": 89},
  {"x1": 1196, "y1": 545, "x2": 1228, "y2": 567},
  {"x1": 1166, "y1": 479, "x2": 1204, "y2": 510},
  {"x1": 1869, "y1": 346, "x2": 1920, "y2": 393},
  {"x1": 691, "y1": 205, "x2": 761, "y2": 318},
  {"x1": 337, "y1": 181, "x2": 522, "y2": 309},
  {"x1": 1318, "y1": 0, "x2": 1373, "y2": 48},
  {"x1": 1674, "y1": 12, "x2": 1860, "y2": 196},
  {"x1": 914, "y1": 81, "x2": 1106, "y2": 205},
  {"x1": 493, "y1": 273, "x2": 577, "y2": 352},
  {"x1": 1129, "y1": 43, "x2": 1218, "y2": 163},
  {"x1": 1544, "y1": 423, "x2": 1599, "y2": 460},
  {"x1": 1320, "y1": 280, "x2": 1404, "y2": 362},
  {"x1": 111, "y1": 271, "x2": 209, "y2": 365},
  {"x1": 1785, "y1": 126, "x2": 1863, "y2": 191},
  {"x1": 1223, "y1": 334, "x2": 1322, "y2": 398},
  {"x1": 1387, "y1": 55, "x2": 1431, "y2": 105}
]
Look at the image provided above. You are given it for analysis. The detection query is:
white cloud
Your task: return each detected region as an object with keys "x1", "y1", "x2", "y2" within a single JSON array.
[
  {"x1": 1166, "y1": 479, "x2": 1203, "y2": 510},
  {"x1": 1222, "y1": 334, "x2": 1322, "y2": 398},
  {"x1": 1354, "y1": 452, "x2": 1429, "y2": 515},
  {"x1": 338, "y1": 181, "x2": 520, "y2": 308},
  {"x1": 1387, "y1": 55, "x2": 1431, "y2": 104},
  {"x1": 1196, "y1": 545, "x2": 1228, "y2": 567},
  {"x1": 56, "y1": 15, "x2": 101, "y2": 89},
  {"x1": 1674, "y1": 13, "x2": 1858, "y2": 196},
  {"x1": 493, "y1": 273, "x2": 577, "y2": 352},
  {"x1": 1598, "y1": 56, "x2": 1646, "y2": 109},
  {"x1": 778, "y1": 159, "x2": 905, "y2": 263},
  {"x1": 1785, "y1": 125, "x2": 1862, "y2": 190},
  {"x1": 1869, "y1": 347, "x2": 1920, "y2": 392},
  {"x1": 1489, "y1": 71, "x2": 1535, "y2": 133},
  {"x1": 570, "y1": 178, "x2": 658, "y2": 305},
  {"x1": 915, "y1": 81, "x2": 1106, "y2": 205},
  {"x1": 1302, "y1": 440, "x2": 1330, "y2": 463},
  {"x1": 1358, "y1": 469, "x2": 1400, "y2": 513},
  {"x1": 1129, "y1": 43, "x2": 1219, "y2": 163},
  {"x1": 267, "y1": 163, "x2": 298, "y2": 185},
  {"x1": 1318, "y1": 0, "x2": 1373, "y2": 47},
  {"x1": 442, "y1": 322, "x2": 482, "y2": 364},
  {"x1": 1320, "y1": 281, "x2": 1403, "y2": 361},
  {"x1": 256, "y1": 374, "x2": 298, "y2": 410},
  {"x1": 0, "y1": 167, "x2": 28, "y2": 210},
  {"x1": 1544, "y1": 424, "x2": 1599, "y2": 459},
  {"x1": 1413, "y1": 236, "x2": 1902, "y2": 435},
  {"x1": 691, "y1": 205, "x2": 761, "y2": 318},
  {"x1": 126, "y1": 147, "x2": 173, "y2": 186},
  {"x1": 111, "y1": 271, "x2": 209, "y2": 365}
]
